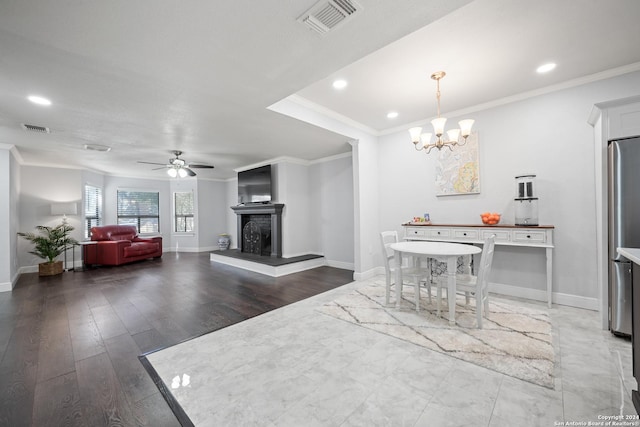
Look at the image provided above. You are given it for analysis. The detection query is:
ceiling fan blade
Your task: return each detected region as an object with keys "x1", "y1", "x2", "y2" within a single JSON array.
[
  {"x1": 138, "y1": 161, "x2": 168, "y2": 166},
  {"x1": 151, "y1": 166, "x2": 167, "y2": 170},
  {"x1": 188, "y1": 164, "x2": 214, "y2": 169},
  {"x1": 184, "y1": 167, "x2": 197, "y2": 177}
]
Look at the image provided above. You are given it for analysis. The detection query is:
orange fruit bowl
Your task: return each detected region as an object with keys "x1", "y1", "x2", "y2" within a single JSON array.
[{"x1": 480, "y1": 212, "x2": 501, "y2": 225}]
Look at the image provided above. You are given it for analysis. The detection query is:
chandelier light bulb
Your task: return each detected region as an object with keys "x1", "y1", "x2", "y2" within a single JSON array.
[
  {"x1": 178, "y1": 168, "x2": 188, "y2": 178},
  {"x1": 167, "y1": 168, "x2": 178, "y2": 178}
]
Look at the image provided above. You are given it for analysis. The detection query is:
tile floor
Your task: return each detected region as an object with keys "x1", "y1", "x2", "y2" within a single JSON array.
[{"x1": 146, "y1": 276, "x2": 638, "y2": 426}]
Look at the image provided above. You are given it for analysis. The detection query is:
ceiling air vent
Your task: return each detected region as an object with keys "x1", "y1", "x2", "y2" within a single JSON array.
[
  {"x1": 21, "y1": 123, "x2": 50, "y2": 133},
  {"x1": 298, "y1": 0, "x2": 361, "y2": 35}
]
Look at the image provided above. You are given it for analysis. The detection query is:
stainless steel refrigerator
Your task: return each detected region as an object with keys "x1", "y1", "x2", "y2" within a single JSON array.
[{"x1": 608, "y1": 136, "x2": 640, "y2": 336}]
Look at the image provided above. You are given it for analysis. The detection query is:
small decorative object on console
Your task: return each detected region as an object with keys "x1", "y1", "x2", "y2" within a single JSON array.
[
  {"x1": 480, "y1": 212, "x2": 501, "y2": 225},
  {"x1": 411, "y1": 214, "x2": 431, "y2": 225}
]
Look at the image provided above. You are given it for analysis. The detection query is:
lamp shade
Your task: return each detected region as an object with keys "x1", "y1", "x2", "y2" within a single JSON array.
[
  {"x1": 446, "y1": 129, "x2": 460, "y2": 142},
  {"x1": 459, "y1": 119, "x2": 474, "y2": 137},
  {"x1": 177, "y1": 168, "x2": 188, "y2": 178},
  {"x1": 51, "y1": 202, "x2": 77, "y2": 216},
  {"x1": 408, "y1": 127, "x2": 422, "y2": 143},
  {"x1": 419, "y1": 133, "x2": 432, "y2": 147},
  {"x1": 167, "y1": 168, "x2": 178, "y2": 178},
  {"x1": 431, "y1": 117, "x2": 447, "y2": 136}
]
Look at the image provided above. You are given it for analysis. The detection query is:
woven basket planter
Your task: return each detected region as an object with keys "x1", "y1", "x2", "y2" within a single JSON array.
[{"x1": 38, "y1": 261, "x2": 63, "y2": 276}]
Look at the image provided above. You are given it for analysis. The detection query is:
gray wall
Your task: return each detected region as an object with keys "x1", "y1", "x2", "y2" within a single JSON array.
[
  {"x1": 223, "y1": 156, "x2": 355, "y2": 267},
  {"x1": 310, "y1": 154, "x2": 354, "y2": 268},
  {"x1": 196, "y1": 179, "x2": 229, "y2": 251},
  {"x1": 9, "y1": 150, "x2": 19, "y2": 284},
  {"x1": 375, "y1": 70, "x2": 640, "y2": 307},
  {"x1": 13, "y1": 155, "x2": 356, "y2": 273},
  {"x1": 18, "y1": 166, "x2": 83, "y2": 269},
  {"x1": 0, "y1": 148, "x2": 13, "y2": 289}
]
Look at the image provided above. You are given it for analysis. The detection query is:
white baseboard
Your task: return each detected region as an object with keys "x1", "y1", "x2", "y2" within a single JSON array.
[
  {"x1": 489, "y1": 281, "x2": 599, "y2": 311},
  {"x1": 325, "y1": 260, "x2": 355, "y2": 271},
  {"x1": 552, "y1": 291, "x2": 599, "y2": 311},
  {"x1": 282, "y1": 251, "x2": 323, "y2": 258},
  {"x1": 166, "y1": 246, "x2": 218, "y2": 253},
  {"x1": 351, "y1": 270, "x2": 599, "y2": 311},
  {"x1": 0, "y1": 281, "x2": 12, "y2": 292},
  {"x1": 353, "y1": 267, "x2": 381, "y2": 281}
]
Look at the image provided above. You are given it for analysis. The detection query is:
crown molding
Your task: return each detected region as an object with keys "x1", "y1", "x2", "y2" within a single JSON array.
[{"x1": 381, "y1": 62, "x2": 640, "y2": 136}]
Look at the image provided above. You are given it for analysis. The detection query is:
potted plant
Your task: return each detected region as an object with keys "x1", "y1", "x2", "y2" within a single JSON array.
[{"x1": 18, "y1": 223, "x2": 79, "y2": 276}]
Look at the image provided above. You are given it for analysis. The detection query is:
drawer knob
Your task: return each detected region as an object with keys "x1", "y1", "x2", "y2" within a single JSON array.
[
  {"x1": 437, "y1": 231, "x2": 441, "y2": 235},
  {"x1": 463, "y1": 232, "x2": 467, "y2": 236},
  {"x1": 527, "y1": 235, "x2": 531, "y2": 238}
]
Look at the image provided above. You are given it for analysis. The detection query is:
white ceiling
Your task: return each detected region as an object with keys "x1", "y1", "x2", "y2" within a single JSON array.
[{"x1": 1, "y1": 0, "x2": 639, "y2": 180}]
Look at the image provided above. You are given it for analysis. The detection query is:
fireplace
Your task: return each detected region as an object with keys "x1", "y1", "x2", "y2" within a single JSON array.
[{"x1": 231, "y1": 204, "x2": 284, "y2": 257}]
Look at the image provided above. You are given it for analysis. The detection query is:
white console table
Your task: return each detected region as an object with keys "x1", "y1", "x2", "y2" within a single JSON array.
[{"x1": 402, "y1": 223, "x2": 555, "y2": 307}]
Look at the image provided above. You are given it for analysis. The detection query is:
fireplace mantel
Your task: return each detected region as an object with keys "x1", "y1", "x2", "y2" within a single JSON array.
[{"x1": 231, "y1": 204, "x2": 284, "y2": 257}]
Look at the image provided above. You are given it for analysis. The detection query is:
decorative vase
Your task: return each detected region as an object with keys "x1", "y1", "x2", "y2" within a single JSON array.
[
  {"x1": 218, "y1": 234, "x2": 230, "y2": 251},
  {"x1": 39, "y1": 261, "x2": 63, "y2": 276}
]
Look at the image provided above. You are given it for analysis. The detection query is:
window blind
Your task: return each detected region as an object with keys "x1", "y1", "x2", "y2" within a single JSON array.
[
  {"x1": 117, "y1": 190, "x2": 159, "y2": 233},
  {"x1": 174, "y1": 192, "x2": 194, "y2": 232},
  {"x1": 84, "y1": 185, "x2": 102, "y2": 238}
]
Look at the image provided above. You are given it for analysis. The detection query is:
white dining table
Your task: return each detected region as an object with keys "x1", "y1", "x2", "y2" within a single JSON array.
[{"x1": 390, "y1": 241, "x2": 482, "y2": 324}]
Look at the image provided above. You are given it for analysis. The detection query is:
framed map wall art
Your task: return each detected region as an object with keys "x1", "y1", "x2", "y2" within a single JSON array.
[{"x1": 435, "y1": 132, "x2": 480, "y2": 196}]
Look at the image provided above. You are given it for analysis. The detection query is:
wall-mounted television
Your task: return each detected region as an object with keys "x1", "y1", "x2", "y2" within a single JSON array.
[{"x1": 238, "y1": 164, "x2": 272, "y2": 204}]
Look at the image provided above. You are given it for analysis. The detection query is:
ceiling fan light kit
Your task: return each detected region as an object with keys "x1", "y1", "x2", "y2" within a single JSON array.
[
  {"x1": 138, "y1": 150, "x2": 214, "y2": 178},
  {"x1": 408, "y1": 71, "x2": 474, "y2": 154}
]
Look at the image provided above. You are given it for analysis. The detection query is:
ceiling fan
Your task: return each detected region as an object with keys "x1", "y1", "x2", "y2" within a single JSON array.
[{"x1": 138, "y1": 150, "x2": 214, "y2": 177}]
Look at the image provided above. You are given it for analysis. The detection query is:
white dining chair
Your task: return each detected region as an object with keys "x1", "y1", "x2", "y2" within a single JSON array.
[
  {"x1": 436, "y1": 234, "x2": 496, "y2": 328},
  {"x1": 380, "y1": 231, "x2": 430, "y2": 310}
]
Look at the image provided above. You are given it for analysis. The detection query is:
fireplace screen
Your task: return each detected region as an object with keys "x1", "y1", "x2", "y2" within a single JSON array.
[{"x1": 242, "y1": 221, "x2": 262, "y2": 255}]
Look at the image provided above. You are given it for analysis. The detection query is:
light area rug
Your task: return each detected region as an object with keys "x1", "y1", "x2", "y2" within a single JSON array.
[{"x1": 318, "y1": 282, "x2": 555, "y2": 389}]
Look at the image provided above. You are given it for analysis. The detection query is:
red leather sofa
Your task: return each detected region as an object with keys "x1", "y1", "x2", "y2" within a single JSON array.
[{"x1": 84, "y1": 225, "x2": 162, "y2": 266}]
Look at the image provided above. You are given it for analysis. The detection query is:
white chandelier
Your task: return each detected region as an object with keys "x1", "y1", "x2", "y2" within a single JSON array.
[{"x1": 408, "y1": 71, "x2": 474, "y2": 154}]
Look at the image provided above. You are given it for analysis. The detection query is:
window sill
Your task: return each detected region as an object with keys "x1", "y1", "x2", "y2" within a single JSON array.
[{"x1": 173, "y1": 233, "x2": 196, "y2": 237}]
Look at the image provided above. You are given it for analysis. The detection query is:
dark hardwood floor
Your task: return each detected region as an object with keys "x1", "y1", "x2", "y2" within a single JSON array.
[{"x1": 0, "y1": 253, "x2": 354, "y2": 427}]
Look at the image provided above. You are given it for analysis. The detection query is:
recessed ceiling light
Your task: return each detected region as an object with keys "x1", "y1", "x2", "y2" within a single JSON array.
[
  {"x1": 27, "y1": 95, "x2": 52, "y2": 106},
  {"x1": 387, "y1": 111, "x2": 399, "y2": 119},
  {"x1": 536, "y1": 63, "x2": 556, "y2": 74},
  {"x1": 332, "y1": 79, "x2": 347, "y2": 90}
]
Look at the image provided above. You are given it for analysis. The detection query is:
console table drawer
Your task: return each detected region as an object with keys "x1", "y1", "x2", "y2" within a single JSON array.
[
  {"x1": 482, "y1": 229, "x2": 510, "y2": 242},
  {"x1": 452, "y1": 229, "x2": 479, "y2": 240},
  {"x1": 406, "y1": 228, "x2": 427, "y2": 238},
  {"x1": 428, "y1": 229, "x2": 451, "y2": 239},
  {"x1": 512, "y1": 230, "x2": 547, "y2": 243}
]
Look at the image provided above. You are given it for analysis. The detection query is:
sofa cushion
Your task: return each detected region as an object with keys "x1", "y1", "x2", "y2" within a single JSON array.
[
  {"x1": 123, "y1": 242, "x2": 159, "y2": 258},
  {"x1": 91, "y1": 225, "x2": 138, "y2": 241}
]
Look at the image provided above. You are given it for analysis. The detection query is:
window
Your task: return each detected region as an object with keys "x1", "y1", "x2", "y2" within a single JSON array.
[
  {"x1": 174, "y1": 192, "x2": 194, "y2": 233},
  {"x1": 84, "y1": 185, "x2": 102, "y2": 238},
  {"x1": 117, "y1": 190, "x2": 159, "y2": 233}
]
